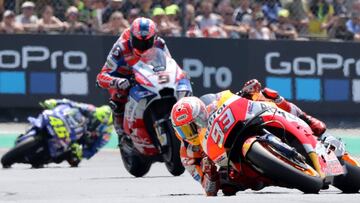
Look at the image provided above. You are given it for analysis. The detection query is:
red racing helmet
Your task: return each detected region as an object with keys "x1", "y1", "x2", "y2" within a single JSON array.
[
  {"x1": 171, "y1": 97, "x2": 208, "y2": 145},
  {"x1": 130, "y1": 17, "x2": 157, "y2": 56}
]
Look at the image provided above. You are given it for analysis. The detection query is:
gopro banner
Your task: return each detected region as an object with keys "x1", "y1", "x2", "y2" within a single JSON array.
[
  {"x1": 0, "y1": 34, "x2": 360, "y2": 116},
  {"x1": 0, "y1": 34, "x2": 113, "y2": 107}
]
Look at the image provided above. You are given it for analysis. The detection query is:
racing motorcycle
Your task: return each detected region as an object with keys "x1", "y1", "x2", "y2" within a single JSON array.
[
  {"x1": 119, "y1": 48, "x2": 192, "y2": 177},
  {"x1": 201, "y1": 94, "x2": 360, "y2": 194},
  {"x1": 1, "y1": 105, "x2": 85, "y2": 168}
]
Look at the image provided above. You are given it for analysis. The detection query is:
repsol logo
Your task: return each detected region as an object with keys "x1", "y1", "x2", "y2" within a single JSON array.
[
  {"x1": 265, "y1": 52, "x2": 360, "y2": 76},
  {"x1": 205, "y1": 104, "x2": 226, "y2": 139},
  {"x1": 183, "y1": 58, "x2": 232, "y2": 88},
  {"x1": 0, "y1": 46, "x2": 88, "y2": 70}
]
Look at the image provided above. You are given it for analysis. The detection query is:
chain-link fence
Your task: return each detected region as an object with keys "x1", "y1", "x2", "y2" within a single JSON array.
[{"x1": 0, "y1": 0, "x2": 359, "y2": 41}]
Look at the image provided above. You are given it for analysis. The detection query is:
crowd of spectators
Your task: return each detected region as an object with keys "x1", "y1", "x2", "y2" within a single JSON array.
[{"x1": 1, "y1": 0, "x2": 360, "y2": 41}]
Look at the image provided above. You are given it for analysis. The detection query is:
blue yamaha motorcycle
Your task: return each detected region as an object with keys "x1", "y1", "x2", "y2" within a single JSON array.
[{"x1": 1, "y1": 105, "x2": 85, "y2": 168}]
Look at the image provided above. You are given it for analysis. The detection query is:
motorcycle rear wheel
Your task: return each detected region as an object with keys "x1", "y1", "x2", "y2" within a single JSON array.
[
  {"x1": 1, "y1": 136, "x2": 42, "y2": 168},
  {"x1": 246, "y1": 142, "x2": 323, "y2": 193},
  {"x1": 333, "y1": 161, "x2": 360, "y2": 193}
]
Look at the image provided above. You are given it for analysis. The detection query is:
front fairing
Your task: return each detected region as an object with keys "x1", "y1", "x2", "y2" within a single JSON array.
[{"x1": 132, "y1": 48, "x2": 192, "y2": 98}]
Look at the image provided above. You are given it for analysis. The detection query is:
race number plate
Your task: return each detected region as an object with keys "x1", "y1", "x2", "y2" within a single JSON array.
[{"x1": 324, "y1": 152, "x2": 344, "y2": 176}]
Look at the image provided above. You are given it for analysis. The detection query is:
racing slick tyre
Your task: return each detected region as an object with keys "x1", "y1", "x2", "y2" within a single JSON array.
[
  {"x1": 163, "y1": 122, "x2": 185, "y2": 176},
  {"x1": 333, "y1": 162, "x2": 360, "y2": 193},
  {"x1": 119, "y1": 138, "x2": 152, "y2": 177},
  {"x1": 245, "y1": 142, "x2": 323, "y2": 193},
  {"x1": 1, "y1": 136, "x2": 42, "y2": 168}
]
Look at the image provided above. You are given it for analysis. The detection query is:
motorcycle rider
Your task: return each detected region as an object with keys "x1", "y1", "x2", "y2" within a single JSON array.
[
  {"x1": 170, "y1": 79, "x2": 326, "y2": 196},
  {"x1": 240, "y1": 79, "x2": 326, "y2": 136},
  {"x1": 40, "y1": 98, "x2": 113, "y2": 166},
  {"x1": 96, "y1": 17, "x2": 171, "y2": 145}
]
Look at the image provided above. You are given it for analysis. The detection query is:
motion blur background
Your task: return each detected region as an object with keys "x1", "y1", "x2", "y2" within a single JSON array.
[{"x1": 0, "y1": 0, "x2": 360, "y2": 125}]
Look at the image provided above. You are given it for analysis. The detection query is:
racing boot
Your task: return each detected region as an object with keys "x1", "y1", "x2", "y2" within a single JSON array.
[{"x1": 109, "y1": 100, "x2": 127, "y2": 146}]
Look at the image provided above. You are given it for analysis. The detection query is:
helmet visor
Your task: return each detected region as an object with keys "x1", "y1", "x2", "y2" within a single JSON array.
[
  {"x1": 174, "y1": 122, "x2": 200, "y2": 145},
  {"x1": 132, "y1": 35, "x2": 155, "y2": 52}
]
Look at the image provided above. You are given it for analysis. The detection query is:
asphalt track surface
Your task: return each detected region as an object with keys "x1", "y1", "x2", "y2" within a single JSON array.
[
  {"x1": 0, "y1": 124, "x2": 360, "y2": 202},
  {"x1": 1, "y1": 149, "x2": 360, "y2": 203}
]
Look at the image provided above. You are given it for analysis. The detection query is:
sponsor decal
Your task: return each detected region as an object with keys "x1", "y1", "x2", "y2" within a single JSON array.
[
  {"x1": 0, "y1": 46, "x2": 88, "y2": 95},
  {"x1": 183, "y1": 58, "x2": 232, "y2": 88}
]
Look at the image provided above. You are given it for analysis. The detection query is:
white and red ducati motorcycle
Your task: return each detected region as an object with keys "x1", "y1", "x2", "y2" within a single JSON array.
[{"x1": 120, "y1": 48, "x2": 192, "y2": 177}]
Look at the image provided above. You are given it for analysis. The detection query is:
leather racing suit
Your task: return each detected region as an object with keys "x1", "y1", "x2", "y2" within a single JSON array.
[{"x1": 96, "y1": 28, "x2": 170, "y2": 139}]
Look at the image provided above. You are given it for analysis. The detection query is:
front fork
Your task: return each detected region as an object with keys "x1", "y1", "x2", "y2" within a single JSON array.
[{"x1": 153, "y1": 118, "x2": 169, "y2": 152}]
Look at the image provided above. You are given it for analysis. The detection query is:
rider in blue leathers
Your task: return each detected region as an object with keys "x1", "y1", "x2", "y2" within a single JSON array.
[{"x1": 40, "y1": 99, "x2": 113, "y2": 165}]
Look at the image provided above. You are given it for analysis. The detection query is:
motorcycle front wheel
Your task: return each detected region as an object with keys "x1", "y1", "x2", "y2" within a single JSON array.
[
  {"x1": 119, "y1": 138, "x2": 152, "y2": 177},
  {"x1": 245, "y1": 141, "x2": 323, "y2": 193},
  {"x1": 333, "y1": 161, "x2": 360, "y2": 193},
  {"x1": 163, "y1": 121, "x2": 185, "y2": 176},
  {"x1": 1, "y1": 135, "x2": 43, "y2": 168}
]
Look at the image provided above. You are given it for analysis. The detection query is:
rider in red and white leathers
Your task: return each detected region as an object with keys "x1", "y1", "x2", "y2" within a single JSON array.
[
  {"x1": 171, "y1": 79, "x2": 326, "y2": 196},
  {"x1": 96, "y1": 17, "x2": 170, "y2": 141}
]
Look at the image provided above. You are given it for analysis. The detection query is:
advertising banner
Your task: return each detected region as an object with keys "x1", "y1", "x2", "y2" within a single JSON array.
[
  {"x1": 0, "y1": 34, "x2": 111, "y2": 107},
  {"x1": 0, "y1": 34, "x2": 359, "y2": 116}
]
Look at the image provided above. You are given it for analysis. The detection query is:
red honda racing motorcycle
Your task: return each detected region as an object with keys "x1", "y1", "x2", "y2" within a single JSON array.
[{"x1": 201, "y1": 94, "x2": 360, "y2": 194}]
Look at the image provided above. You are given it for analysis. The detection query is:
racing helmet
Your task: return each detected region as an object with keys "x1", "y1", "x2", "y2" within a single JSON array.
[
  {"x1": 94, "y1": 105, "x2": 113, "y2": 125},
  {"x1": 171, "y1": 97, "x2": 208, "y2": 146},
  {"x1": 130, "y1": 17, "x2": 157, "y2": 56}
]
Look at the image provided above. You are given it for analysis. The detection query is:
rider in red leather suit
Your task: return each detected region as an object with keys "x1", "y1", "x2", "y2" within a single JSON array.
[{"x1": 96, "y1": 17, "x2": 170, "y2": 141}]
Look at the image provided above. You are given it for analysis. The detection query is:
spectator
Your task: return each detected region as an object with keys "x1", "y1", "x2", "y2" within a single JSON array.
[
  {"x1": 328, "y1": 14, "x2": 353, "y2": 40},
  {"x1": 233, "y1": 0, "x2": 253, "y2": 25},
  {"x1": 101, "y1": 11, "x2": 129, "y2": 35},
  {"x1": 249, "y1": 12, "x2": 276, "y2": 40},
  {"x1": 38, "y1": 5, "x2": 65, "y2": 34},
  {"x1": 220, "y1": 5, "x2": 249, "y2": 38},
  {"x1": 127, "y1": 8, "x2": 140, "y2": 23},
  {"x1": 216, "y1": 0, "x2": 232, "y2": 14},
  {"x1": 0, "y1": 10, "x2": 23, "y2": 34},
  {"x1": 102, "y1": 0, "x2": 125, "y2": 24},
  {"x1": 270, "y1": 9, "x2": 299, "y2": 39},
  {"x1": 138, "y1": 0, "x2": 154, "y2": 18},
  {"x1": 307, "y1": 0, "x2": 336, "y2": 38},
  {"x1": 151, "y1": 7, "x2": 174, "y2": 36},
  {"x1": 64, "y1": 6, "x2": 88, "y2": 34},
  {"x1": 122, "y1": 0, "x2": 139, "y2": 16},
  {"x1": 346, "y1": 12, "x2": 360, "y2": 40},
  {"x1": 333, "y1": 0, "x2": 349, "y2": 15},
  {"x1": 77, "y1": 0, "x2": 94, "y2": 22},
  {"x1": 165, "y1": 4, "x2": 181, "y2": 36},
  {"x1": 92, "y1": 0, "x2": 108, "y2": 29},
  {"x1": 195, "y1": 0, "x2": 222, "y2": 30},
  {"x1": 185, "y1": 3, "x2": 203, "y2": 37},
  {"x1": 16, "y1": 1, "x2": 38, "y2": 33},
  {"x1": 262, "y1": 0, "x2": 282, "y2": 24},
  {"x1": 280, "y1": 0, "x2": 309, "y2": 36}
]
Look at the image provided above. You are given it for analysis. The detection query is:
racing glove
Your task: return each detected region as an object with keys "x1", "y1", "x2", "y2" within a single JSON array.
[
  {"x1": 112, "y1": 78, "x2": 130, "y2": 90},
  {"x1": 242, "y1": 79, "x2": 262, "y2": 97},
  {"x1": 200, "y1": 157, "x2": 219, "y2": 196}
]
